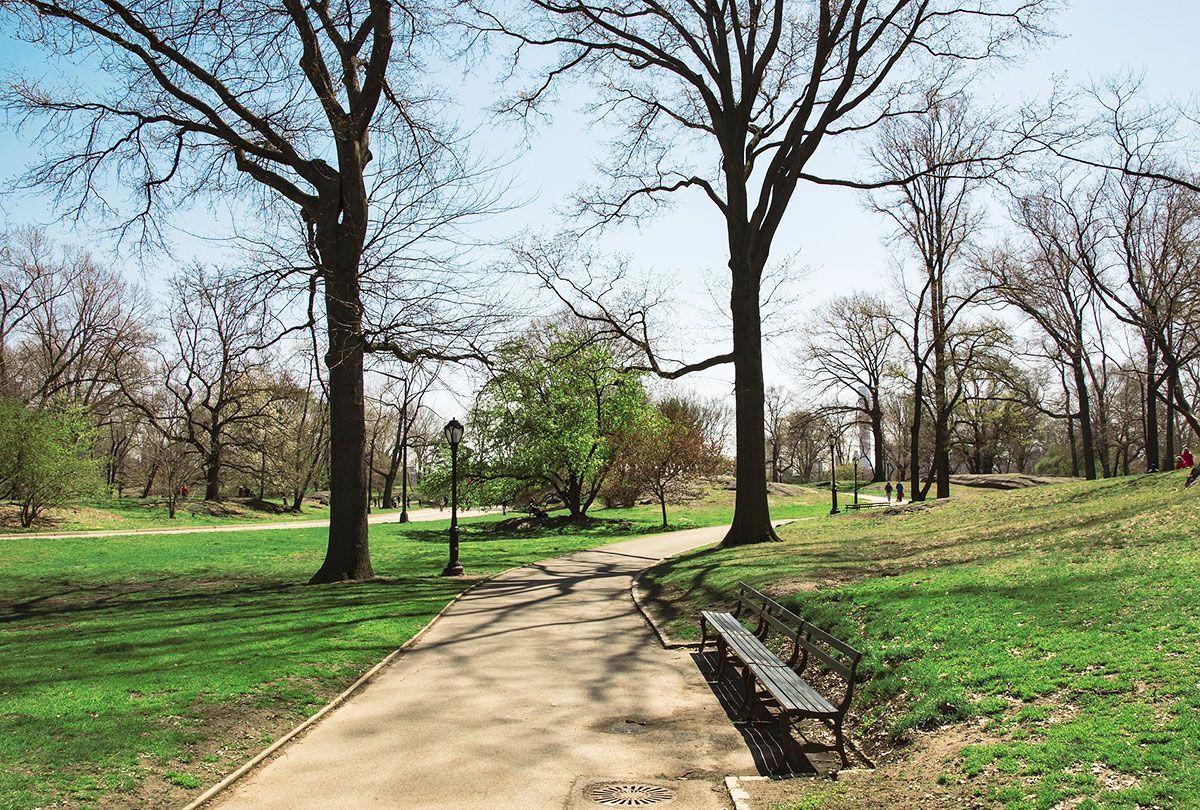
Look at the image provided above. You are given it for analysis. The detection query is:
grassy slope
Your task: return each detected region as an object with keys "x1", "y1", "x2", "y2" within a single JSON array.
[
  {"x1": 0, "y1": 489, "x2": 825, "y2": 809},
  {"x1": 645, "y1": 472, "x2": 1200, "y2": 810}
]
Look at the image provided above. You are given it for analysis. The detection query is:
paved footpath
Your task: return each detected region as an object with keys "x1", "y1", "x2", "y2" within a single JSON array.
[{"x1": 215, "y1": 526, "x2": 756, "y2": 810}]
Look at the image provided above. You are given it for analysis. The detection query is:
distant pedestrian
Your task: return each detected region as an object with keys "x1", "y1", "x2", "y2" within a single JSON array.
[
  {"x1": 1182, "y1": 447, "x2": 1194, "y2": 469},
  {"x1": 895, "y1": 481, "x2": 904, "y2": 502},
  {"x1": 884, "y1": 482, "x2": 893, "y2": 502}
]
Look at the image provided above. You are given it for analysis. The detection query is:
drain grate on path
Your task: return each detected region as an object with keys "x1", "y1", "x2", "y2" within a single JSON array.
[{"x1": 587, "y1": 783, "x2": 676, "y2": 806}]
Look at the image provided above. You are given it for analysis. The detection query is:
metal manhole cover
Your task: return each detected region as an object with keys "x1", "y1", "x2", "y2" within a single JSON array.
[{"x1": 587, "y1": 783, "x2": 676, "y2": 806}]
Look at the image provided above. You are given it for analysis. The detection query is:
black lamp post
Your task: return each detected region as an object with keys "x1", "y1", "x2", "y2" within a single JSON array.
[
  {"x1": 828, "y1": 432, "x2": 840, "y2": 515},
  {"x1": 853, "y1": 453, "x2": 860, "y2": 507},
  {"x1": 441, "y1": 418, "x2": 465, "y2": 576}
]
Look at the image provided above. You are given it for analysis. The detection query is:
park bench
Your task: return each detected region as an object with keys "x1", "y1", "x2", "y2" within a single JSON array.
[{"x1": 699, "y1": 583, "x2": 862, "y2": 768}]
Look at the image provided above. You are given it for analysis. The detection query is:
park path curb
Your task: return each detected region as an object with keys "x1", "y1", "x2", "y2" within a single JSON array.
[
  {"x1": 630, "y1": 565, "x2": 702, "y2": 650},
  {"x1": 179, "y1": 566, "x2": 521, "y2": 810}
]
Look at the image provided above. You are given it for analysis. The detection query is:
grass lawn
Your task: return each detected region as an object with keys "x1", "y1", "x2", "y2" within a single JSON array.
[
  {"x1": 0, "y1": 495, "x2": 335, "y2": 534},
  {"x1": 0, "y1": 487, "x2": 825, "y2": 809},
  {"x1": 643, "y1": 472, "x2": 1200, "y2": 809}
]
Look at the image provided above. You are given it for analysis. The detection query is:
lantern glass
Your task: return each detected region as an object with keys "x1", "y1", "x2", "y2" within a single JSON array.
[{"x1": 443, "y1": 418, "x2": 464, "y2": 447}]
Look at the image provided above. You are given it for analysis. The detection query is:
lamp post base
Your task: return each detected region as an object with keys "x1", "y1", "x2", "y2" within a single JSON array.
[
  {"x1": 399, "y1": 511, "x2": 409, "y2": 523},
  {"x1": 441, "y1": 562, "x2": 464, "y2": 577}
]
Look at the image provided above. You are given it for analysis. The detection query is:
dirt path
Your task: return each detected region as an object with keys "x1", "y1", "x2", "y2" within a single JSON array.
[
  {"x1": 0, "y1": 507, "x2": 494, "y2": 541},
  {"x1": 213, "y1": 526, "x2": 756, "y2": 809}
]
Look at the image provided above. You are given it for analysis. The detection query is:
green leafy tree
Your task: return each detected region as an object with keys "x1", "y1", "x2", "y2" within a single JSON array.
[
  {"x1": 416, "y1": 444, "x2": 526, "y2": 511},
  {"x1": 0, "y1": 400, "x2": 100, "y2": 527},
  {"x1": 468, "y1": 323, "x2": 650, "y2": 518}
]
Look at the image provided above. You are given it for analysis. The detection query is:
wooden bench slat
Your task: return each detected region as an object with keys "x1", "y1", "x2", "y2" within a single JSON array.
[
  {"x1": 702, "y1": 611, "x2": 790, "y2": 668},
  {"x1": 748, "y1": 661, "x2": 837, "y2": 716}
]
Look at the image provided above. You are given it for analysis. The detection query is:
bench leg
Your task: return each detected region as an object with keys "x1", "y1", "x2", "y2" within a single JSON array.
[
  {"x1": 740, "y1": 666, "x2": 757, "y2": 721},
  {"x1": 834, "y1": 717, "x2": 849, "y2": 770},
  {"x1": 716, "y1": 637, "x2": 728, "y2": 679},
  {"x1": 699, "y1": 616, "x2": 709, "y2": 650}
]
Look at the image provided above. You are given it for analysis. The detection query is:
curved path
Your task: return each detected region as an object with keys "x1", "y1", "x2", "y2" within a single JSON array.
[
  {"x1": 214, "y1": 525, "x2": 756, "y2": 809},
  {"x1": 0, "y1": 507, "x2": 493, "y2": 541}
]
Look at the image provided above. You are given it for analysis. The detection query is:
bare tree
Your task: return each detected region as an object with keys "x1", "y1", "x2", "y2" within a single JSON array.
[
  {"x1": 799, "y1": 293, "x2": 895, "y2": 481},
  {"x1": 0, "y1": 227, "x2": 57, "y2": 397},
  {"x1": 118, "y1": 268, "x2": 284, "y2": 501},
  {"x1": 1103, "y1": 172, "x2": 1200, "y2": 463},
  {"x1": 872, "y1": 95, "x2": 998, "y2": 500},
  {"x1": 370, "y1": 362, "x2": 441, "y2": 515},
  {"x1": 4, "y1": 0, "x2": 497, "y2": 582},
  {"x1": 481, "y1": 0, "x2": 1054, "y2": 544},
  {"x1": 983, "y1": 171, "x2": 1107, "y2": 478},
  {"x1": 763, "y1": 386, "x2": 794, "y2": 483}
]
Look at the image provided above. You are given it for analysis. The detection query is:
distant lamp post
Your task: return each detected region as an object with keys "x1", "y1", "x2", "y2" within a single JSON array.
[
  {"x1": 853, "y1": 453, "x2": 860, "y2": 507},
  {"x1": 828, "y1": 432, "x2": 840, "y2": 515},
  {"x1": 441, "y1": 418, "x2": 465, "y2": 576}
]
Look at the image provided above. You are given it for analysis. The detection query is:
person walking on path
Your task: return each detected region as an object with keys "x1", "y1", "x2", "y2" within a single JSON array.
[
  {"x1": 895, "y1": 481, "x2": 904, "y2": 502},
  {"x1": 884, "y1": 482, "x2": 893, "y2": 502}
]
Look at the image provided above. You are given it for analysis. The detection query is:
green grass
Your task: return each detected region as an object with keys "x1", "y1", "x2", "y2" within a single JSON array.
[
  {"x1": 0, "y1": 488, "x2": 824, "y2": 809},
  {"x1": 646, "y1": 472, "x2": 1200, "y2": 809},
  {"x1": 0, "y1": 495, "x2": 335, "y2": 533}
]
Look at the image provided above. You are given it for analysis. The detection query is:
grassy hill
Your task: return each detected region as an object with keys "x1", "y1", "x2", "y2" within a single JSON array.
[{"x1": 644, "y1": 471, "x2": 1200, "y2": 809}]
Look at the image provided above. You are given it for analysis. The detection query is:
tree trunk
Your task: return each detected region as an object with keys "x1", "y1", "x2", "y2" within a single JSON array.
[
  {"x1": 309, "y1": 250, "x2": 373, "y2": 584},
  {"x1": 870, "y1": 405, "x2": 885, "y2": 483},
  {"x1": 141, "y1": 461, "x2": 159, "y2": 498},
  {"x1": 909, "y1": 364, "x2": 926, "y2": 502},
  {"x1": 1071, "y1": 358, "x2": 1097, "y2": 480},
  {"x1": 1164, "y1": 383, "x2": 1176, "y2": 470},
  {"x1": 204, "y1": 448, "x2": 222, "y2": 501},
  {"x1": 559, "y1": 473, "x2": 585, "y2": 518},
  {"x1": 1145, "y1": 343, "x2": 1159, "y2": 470},
  {"x1": 660, "y1": 493, "x2": 668, "y2": 529},
  {"x1": 723, "y1": 263, "x2": 779, "y2": 546}
]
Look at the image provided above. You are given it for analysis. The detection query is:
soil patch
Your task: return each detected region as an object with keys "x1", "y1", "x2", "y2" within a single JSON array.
[
  {"x1": 99, "y1": 684, "x2": 333, "y2": 809},
  {"x1": 742, "y1": 723, "x2": 1011, "y2": 809}
]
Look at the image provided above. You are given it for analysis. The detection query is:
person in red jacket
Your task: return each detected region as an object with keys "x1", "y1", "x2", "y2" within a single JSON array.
[{"x1": 1181, "y1": 447, "x2": 1194, "y2": 469}]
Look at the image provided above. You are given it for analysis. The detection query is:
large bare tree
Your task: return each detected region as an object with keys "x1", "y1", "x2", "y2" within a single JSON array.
[
  {"x1": 480, "y1": 0, "x2": 1054, "y2": 543},
  {"x1": 4, "y1": 0, "x2": 494, "y2": 581}
]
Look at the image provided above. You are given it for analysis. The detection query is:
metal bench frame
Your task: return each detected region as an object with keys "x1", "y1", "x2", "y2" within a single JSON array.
[{"x1": 699, "y1": 583, "x2": 862, "y2": 768}]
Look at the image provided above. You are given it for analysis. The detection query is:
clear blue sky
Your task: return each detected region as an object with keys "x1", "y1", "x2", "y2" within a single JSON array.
[{"x1": 1, "y1": 0, "x2": 1198, "y2": 415}]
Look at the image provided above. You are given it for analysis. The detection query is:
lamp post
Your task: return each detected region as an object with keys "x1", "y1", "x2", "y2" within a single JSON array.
[
  {"x1": 441, "y1": 418, "x2": 465, "y2": 576},
  {"x1": 828, "y1": 432, "x2": 840, "y2": 515},
  {"x1": 853, "y1": 453, "x2": 860, "y2": 507}
]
